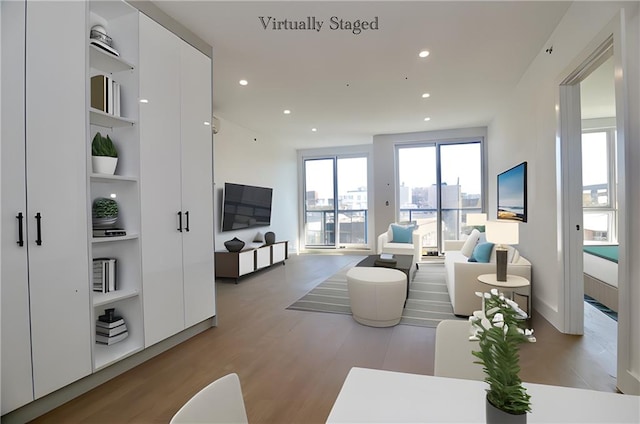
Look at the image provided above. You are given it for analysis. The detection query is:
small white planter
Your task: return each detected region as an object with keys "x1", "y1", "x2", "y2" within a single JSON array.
[{"x1": 92, "y1": 156, "x2": 118, "y2": 175}]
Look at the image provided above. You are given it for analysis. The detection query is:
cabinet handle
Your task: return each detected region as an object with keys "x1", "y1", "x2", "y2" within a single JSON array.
[
  {"x1": 177, "y1": 211, "x2": 183, "y2": 232},
  {"x1": 35, "y1": 212, "x2": 42, "y2": 245},
  {"x1": 185, "y1": 211, "x2": 190, "y2": 232},
  {"x1": 16, "y1": 212, "x2": 24, "y2": 246}
]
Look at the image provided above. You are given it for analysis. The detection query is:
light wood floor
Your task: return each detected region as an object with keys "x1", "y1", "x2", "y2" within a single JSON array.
[{"x1": 32, "y1": 253, "x2": 618, "y2": 423}]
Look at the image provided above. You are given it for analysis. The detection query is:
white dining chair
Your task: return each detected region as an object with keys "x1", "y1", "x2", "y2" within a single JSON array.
[
  {"x1": 434, "y1": 319, "x2": 485, "y2": 381},
  {"x1": 170, "y1": 373, "x2": 249, "y2": 424}
]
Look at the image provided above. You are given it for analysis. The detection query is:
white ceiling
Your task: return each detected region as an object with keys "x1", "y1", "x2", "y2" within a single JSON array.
[{"x1": 152, "y1": 1, "x2": 573, "y2": 148}]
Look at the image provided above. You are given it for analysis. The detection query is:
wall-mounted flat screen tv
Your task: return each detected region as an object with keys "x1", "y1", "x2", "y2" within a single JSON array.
[
  {"x1": 221, "y1": 182, "x2": 273, "y2": 231},
  {"x1": 497, "y1": 161, "x2": 527, "y2": 222}
]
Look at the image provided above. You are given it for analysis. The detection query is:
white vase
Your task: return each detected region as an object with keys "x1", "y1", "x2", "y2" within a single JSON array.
[{"x1": 92, "y1": 156, "x2": 118, "y2": 175}]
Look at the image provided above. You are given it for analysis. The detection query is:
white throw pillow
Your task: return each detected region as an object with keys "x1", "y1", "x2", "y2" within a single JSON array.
[{"x1": 460, "y1": 229, "x2": 481, "y2": 258}]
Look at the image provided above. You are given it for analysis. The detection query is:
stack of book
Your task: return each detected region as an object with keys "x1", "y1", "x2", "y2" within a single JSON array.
[
  {"x1": 375, "y1": 253, "x2": 397, "y2": 267},
  {"x1": 90, "y1": 74, "x2": 121, "y2": 116},
  {"x1": 93, "y1": 258, "x2": 117, "y2": 293},
  {"x1": 96, "y1": 308, "x2": 128, "y2": 345}
]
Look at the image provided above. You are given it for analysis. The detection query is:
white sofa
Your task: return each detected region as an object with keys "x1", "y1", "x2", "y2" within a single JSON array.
[
  {"x1": 377, "y1": 224, "x2": 422, "y2": 270},
  {"x1": 443, "y1": 237, "x2": 531, "y2": 316}
]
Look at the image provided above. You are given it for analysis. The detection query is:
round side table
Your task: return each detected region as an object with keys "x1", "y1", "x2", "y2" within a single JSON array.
[{"x1": 477, "y1": 273, "x2": 531, "y2": 317}]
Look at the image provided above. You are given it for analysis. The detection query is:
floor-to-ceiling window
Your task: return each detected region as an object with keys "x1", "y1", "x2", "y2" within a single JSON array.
[
  {"x1": 303, "y1": 155, "x2": 368, "y2": 249},
  {"x1": 397, "y1": 140, "x2": 483, "y2": 253}
]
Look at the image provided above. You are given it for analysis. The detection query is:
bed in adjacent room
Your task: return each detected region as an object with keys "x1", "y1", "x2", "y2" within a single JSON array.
[{"x1": 583, "y1": 244, "x2": 618, "y2": 313}]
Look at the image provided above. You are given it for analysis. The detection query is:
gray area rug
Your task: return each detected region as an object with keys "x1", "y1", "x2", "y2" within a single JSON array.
[{"x1": 287, "y1": 262, "x2": 466, "y2": 328}]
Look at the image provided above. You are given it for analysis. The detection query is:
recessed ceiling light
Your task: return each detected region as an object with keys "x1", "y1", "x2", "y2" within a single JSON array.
[
  {"x1": 139, "y1": 99, "x2": 149, "y2": 103},
  {"x1": 424, "y1": 117, "x2": 431, "y2": 121},
  {"x1": 311, "y1": 128, "x2": 317, "y2": 132},
  {"x1": 204, "y1": 121, "x2": 210, "y2": 126},
  {"x1": 283, "y1": 109, "x2": 291, "y2": 115},
  {"x1": 421, "y1": 93, "x2": 430, "y2": 98},
  {"x1": 419, "y1": 50, "x2": 430, "y2": 58},
  {"x1": 239, "y1": 79, "x2": 248, "y2": 86}
]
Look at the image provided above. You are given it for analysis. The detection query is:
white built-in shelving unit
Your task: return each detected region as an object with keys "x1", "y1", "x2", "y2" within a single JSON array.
[{"x1": 88, "y1": 0, "x2": 143, "y2": 371}]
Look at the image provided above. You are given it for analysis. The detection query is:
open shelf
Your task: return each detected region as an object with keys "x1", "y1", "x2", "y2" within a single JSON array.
[
  {"x1": 89, "y1": 44, "x2": 134, "y2": 74},
  {"x1": 90, "y1": 108, "x2": 135, "y2": 128},
  {"x1": 90, "y1": 173, "x2": 138, "y2": 183},
  {"x1": 92, "y1": 233, "x2": 139, "y2": 244},
  {"x1": 93, "y1": 339, "x2": 143, "y2": 371},
  {"x1": 93, "y1": 288, "x2": 139, "y2": 307}
]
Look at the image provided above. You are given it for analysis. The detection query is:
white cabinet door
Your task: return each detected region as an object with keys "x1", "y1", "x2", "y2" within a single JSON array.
[
  {"x1": 1, "y1": 2, "x2": 92, "y2": 411},
  {"x1": 139, "y1": 14, "x2": 185, "y2": 347},
  {"x1": 180, "y1": 42, "x2": 215, "y2": 327},
  {"x1": 1, "y1": 0, "x2": 33, "y2": 413},
  {"x1": 25, "y1": 1, "x2": 92, "y2": 399},
  {"x1": 272, "y1": 243, "x2": 286, "y2": 263},
  {"x1": 256, "y1": 246, "x2": 271, "y2": 269},
  {"x1": 238, "y1": 251, "x2": 255, "y2": 276}
]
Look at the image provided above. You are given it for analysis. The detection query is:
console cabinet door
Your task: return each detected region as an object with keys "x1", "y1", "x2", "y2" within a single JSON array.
[
  {"x1": 139, "y1": 14, "x2": 185, "y2": 347},
  {"x1": 180, "y1": 41, "x2": 215, "y2": 327},
  {"x1": 239, "y1": 251, "x2": 255, "y2": 276}
]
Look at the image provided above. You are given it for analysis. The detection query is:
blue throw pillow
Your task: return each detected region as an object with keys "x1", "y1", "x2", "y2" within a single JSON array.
[
  {"x1": 390, "y1": 224, "x2": 415, "y2": 243},
  {"x1": 469, "y1": 242, "x2": 494, "y2": 263}
]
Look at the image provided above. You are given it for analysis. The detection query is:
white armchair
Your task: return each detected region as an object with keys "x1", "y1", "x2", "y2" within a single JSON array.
[{"x1": 377, "y1": 223, "x2": 422, "y2": 269}]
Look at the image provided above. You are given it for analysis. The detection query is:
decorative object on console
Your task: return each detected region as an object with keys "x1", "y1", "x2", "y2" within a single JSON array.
[
  {"x1": 253, "y1": 231, "x2": 265, "y2": 243},
  {"x1": 224, "y1": 237, "x2": 245, "y2": 252},
  {"x1": 469, "y1": 289, "x2": 535, "y2": 422},
  {"x1": 92, "y1": 197, "x2": 119, "y2": 228},
  {"x1": 91, "y1": 132, "x2": 118, "y2": 175},
  {"x1": 497, "y1": 162, "x2": 527, "y2": 222},
  {"x1": 265, "y1": 231, "x2": 275, "y2": 245},
  {"x1": 486, "y1": 221, "x2": 519, "y2": 282}
]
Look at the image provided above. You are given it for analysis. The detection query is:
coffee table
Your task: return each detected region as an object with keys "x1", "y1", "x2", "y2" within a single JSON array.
[{"x1": 356, "y1": 254, "x2": 413, "y2": 301}]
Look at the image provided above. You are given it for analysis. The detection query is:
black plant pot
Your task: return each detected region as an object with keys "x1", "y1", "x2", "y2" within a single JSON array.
[
  {"x1": 486, "y1": 396, "x2": 527, "y2": 424},
  {"x1": 224, "y1": 237, "x2": 245, "y2": 252},
  {"x1": 265, "y1": 231, "x2": 276, "y2": 245}
]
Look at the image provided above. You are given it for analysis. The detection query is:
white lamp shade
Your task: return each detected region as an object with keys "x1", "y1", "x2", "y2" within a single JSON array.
[
  {"x1": 466, "y1": 213, "x2": 487, "y2": 226},
  {"x1": 485, "y1": 220, "x2": 519, "y2": 245}
]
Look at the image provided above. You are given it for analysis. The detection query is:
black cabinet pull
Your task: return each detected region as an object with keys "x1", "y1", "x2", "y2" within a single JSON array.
[
  {"x1": 185, "y1": 211, "x2": 190, "y2": 232},
  {"x1": 177, "y1": 211, "x2": 183, "y2": 232},
  {"x1": 17, "y1": 212, "x2": 24, "y2": 246},
  {"x1": 35, "y1": 212, "x2": 42, "y2": 245}
]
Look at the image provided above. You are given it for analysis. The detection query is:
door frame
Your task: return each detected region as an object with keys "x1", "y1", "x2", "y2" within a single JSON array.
[{"x1": 557, "y1": 10, "x2": 635, "y2": 393}]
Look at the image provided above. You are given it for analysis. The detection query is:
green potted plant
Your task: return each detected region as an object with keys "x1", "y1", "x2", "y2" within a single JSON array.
[
  {"x1": 92, "y1": 197, "x2": 119, "y2": 228},
  {"x1": 91, "y1": 132, "x2": 118, "y2": 175},
  {"x1": 469, "y1": 289, "x2": 536, "y2": 423}
]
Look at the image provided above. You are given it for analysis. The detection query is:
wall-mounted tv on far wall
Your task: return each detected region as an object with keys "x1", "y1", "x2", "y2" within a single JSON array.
[
  {"x1": 497, "y1": 161, "x2": 527, "y2": 222},
  {"x1": 221, "y1": 182, "x2": 273, "y2": 231}
]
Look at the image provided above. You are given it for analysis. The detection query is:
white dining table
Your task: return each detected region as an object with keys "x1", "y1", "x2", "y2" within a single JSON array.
[{"x1": 326, "y1": 367, "x2": 640, "y2": 423}]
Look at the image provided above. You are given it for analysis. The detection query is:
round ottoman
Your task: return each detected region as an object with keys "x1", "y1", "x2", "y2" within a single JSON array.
[{"x1": 346, "y1": 267, "x2": 407, "y2": 327}]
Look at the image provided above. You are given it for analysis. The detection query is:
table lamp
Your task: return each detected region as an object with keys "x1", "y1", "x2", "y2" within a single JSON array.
[
  {"x1": 466, "y1": 213, "x2": 487, "y2": 227},
  {"x1": 485, "y1": 220, "x2": 519, "y2": 281}
]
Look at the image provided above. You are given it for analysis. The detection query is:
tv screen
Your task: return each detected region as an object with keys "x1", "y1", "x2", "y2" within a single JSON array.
[
  {"x1": 221, "y1": 183, "x2": 273, "y2": 231},
  {"x1": 497, "y1": 161, "x2": 527, "y2": 222}
]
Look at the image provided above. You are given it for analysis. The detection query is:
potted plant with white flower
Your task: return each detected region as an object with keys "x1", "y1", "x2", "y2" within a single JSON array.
[{"x1": 469, "y1": 289, "x2": 536, "y2": 423}]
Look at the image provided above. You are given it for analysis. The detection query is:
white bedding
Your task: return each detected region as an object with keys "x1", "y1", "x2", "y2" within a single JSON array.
[{"x1": 583, "y1": 252, "x2": 618, "y2": 288}]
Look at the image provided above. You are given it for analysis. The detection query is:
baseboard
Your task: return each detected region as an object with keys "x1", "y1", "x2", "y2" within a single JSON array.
[{"x1": 1, "y1": 318, "x2": 215, "y2": 424}]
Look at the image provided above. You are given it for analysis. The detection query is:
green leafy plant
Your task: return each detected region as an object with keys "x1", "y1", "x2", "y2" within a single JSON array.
[
  {"x1": 92, "y1": 197, "x2": 118, "y2": 218},
  {"x1": 92, "y1": 132, "x2": 118, "y2": 158},
  {"x1": 469, "y1": 289, "x2": 536, "y2": 415}
]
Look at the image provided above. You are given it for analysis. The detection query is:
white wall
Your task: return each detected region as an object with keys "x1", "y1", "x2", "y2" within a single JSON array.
[
  {"x1": 213, "y1": 117, "x2": 298, "y2": 252},
  {"x1": 488, "y1": 1, "x2": 639, "y2": 393}
]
